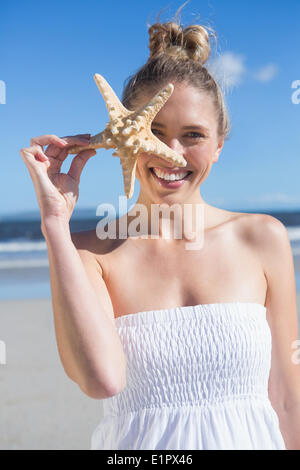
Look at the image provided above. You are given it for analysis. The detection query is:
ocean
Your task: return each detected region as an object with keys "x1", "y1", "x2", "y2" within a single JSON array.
[{"x1": 1, "y1": 207, "x2": 300, "y2": 300}]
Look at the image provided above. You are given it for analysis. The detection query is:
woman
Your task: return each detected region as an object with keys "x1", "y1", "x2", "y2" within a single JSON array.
[{"x1": 20, "y1": 19, "x2": 300, "y2": 450}]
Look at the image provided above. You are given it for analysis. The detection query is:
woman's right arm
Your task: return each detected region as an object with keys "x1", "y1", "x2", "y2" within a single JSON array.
[
  {"x1": 42, "y1": 218, "x2": 127, "y2": 399},
  {"x1": 20, "y1": 134, "x2": 127, "y2": 399}
]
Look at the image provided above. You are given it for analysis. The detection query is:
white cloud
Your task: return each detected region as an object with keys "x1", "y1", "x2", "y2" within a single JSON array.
[
  {"x1": 207, "y1": 52, "x2": 247, "y2": 90},
  {"x1": 253, "y1": 64, "x2": 279, "y2": 82},
  {"x1": 207, "y1": 53, "x2": 279, "y2": 90}
]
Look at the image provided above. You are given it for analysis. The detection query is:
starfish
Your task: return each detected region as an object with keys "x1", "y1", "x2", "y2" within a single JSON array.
[{"x1": 67, "y1": 74, "x2": 187, "y2": 198}]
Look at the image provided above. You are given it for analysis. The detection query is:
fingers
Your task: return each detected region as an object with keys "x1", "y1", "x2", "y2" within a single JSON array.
[
  {"x1": 20, "y1": 145, "x2": 48, "y2": 164},
  {"x1": 26, "y1": 135, "x2": 69, "y2": 165},
  {"x1": 61, "y1": 134, "x2": 91, "y2": 146},
  {"x1": 30, "y1": 134, "x2": 68, "y2": 148},
  {"x1": 67, "y1": 149, "x2": 96, "y2": 183},
  {"x1": 46, "y1": 147, "x2": 69, "y2": 176},
  {"x1": 21, "y1": 133, "x2": 94, "y2": 177},
  {"x1": 44, "y1": 134, "x2": 90, "y2": 159},
  {"x1": 20, "y1": 147, "x2": 51, "y2": 193}
]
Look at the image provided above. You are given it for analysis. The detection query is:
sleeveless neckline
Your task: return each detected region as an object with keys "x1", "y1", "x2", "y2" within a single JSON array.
[{"x1": 114, "y1": 302, "x2": 266, "y2": 327}]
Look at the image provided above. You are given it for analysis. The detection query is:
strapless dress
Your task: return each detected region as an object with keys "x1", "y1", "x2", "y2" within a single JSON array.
[{"x1": 90, "y1": 302, "x2": 286, "y2": 450}]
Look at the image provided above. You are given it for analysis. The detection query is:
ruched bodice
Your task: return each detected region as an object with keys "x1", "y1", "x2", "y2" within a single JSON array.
[{"x1": 90, "y1": 302, "x2": 286, "y2": 450}]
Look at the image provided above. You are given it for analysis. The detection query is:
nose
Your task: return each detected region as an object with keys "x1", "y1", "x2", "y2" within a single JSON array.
[
  {"x1": 167, "y1": 138, "x2": 184, "y2": 154},
  {"x1": 163, "y1": 159, "x2": 181, "y2": 168},
  {"x1": 163, "y1": 139, "x2": 185, "y2": 167}
]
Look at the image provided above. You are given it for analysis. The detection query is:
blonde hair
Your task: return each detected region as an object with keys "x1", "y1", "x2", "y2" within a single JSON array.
[{"x1": 122, "y1": 20, "x2": 231, "y2": 140}]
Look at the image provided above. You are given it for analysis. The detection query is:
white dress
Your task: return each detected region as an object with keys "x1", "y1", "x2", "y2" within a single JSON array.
[{"x1": 90, "y1": 302, "x2": 286, "y2": 450}]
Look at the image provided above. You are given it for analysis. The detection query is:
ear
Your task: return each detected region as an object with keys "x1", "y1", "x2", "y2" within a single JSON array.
[{"x1": 212, "y1": 136, "x2": 224, "y2": 163}]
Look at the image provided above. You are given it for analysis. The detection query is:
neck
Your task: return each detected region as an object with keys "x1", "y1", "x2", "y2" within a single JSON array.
[{"x1": 126, "y1": 190, "x2": 209, "y2": 241}]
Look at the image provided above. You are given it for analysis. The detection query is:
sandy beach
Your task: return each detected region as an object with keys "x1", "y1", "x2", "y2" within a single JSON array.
[
  {"x1": 1, "y1": 294, "x2": 300, "y2": 450},
  {"x1": 0, "y1": 298, "x2": 102, "y2": 450}
]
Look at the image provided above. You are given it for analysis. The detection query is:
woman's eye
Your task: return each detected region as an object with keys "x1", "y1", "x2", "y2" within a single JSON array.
[
  {"x1": 151, "y1": 129, "x2": 162, "y2": 135},
  {"x1": 151, "y1": 129, "x2": 205, "y2": 139},
  {"x1": 186, "y1": 132, "x2": 205, "y2": 139}
]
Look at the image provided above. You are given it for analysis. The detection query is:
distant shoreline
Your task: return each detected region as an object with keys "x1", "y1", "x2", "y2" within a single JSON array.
[
  {"x1": 1, "y1": 206, "x2": 300, "y2": 223},
  {"x1": 1, "y1": 206, "x2": 300, "y2": 301}
]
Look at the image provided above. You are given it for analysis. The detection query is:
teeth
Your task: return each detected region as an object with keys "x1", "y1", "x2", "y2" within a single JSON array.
[{"x1": 152, "y1": 168, "x2": 190, "y2": 181}]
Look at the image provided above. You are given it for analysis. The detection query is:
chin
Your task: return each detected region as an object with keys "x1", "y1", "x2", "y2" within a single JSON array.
[{"x1": 148, "y1": 189, "x2": 188, "y2": 207}]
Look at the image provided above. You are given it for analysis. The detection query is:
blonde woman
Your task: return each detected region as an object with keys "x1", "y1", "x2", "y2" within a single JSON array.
[{"x1": 20, "y1": 18, "x2": 300, "y2": 450}]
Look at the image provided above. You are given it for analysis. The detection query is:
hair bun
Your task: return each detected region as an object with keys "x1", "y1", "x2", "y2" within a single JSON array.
[{"x1": 148, "y1": 22, "x2": 212, "y2": 65}]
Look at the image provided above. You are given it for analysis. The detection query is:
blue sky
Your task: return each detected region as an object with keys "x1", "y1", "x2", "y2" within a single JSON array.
[{"x1": 0, "y1": 0, "x2": 299, "y2": 217}]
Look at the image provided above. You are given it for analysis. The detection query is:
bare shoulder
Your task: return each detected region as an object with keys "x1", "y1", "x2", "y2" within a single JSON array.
[
  {"x1": 70, "y1": 229, "x2": 95, "y2": 249},
  {"x1": 70, "y1": 229, "x2": 102, "y2": 257},
  {"x1": 232, "y1": 211, "x2": 289, "y2": 247},
  {"x1": 70, "y1": 229, "x2": 105, "y2": 275},
  {"x1": 70, "y1": 228, "x2": 118, "y2": 276},
  {"x1": 230, "y1": 212, "x2": 292, "y2": 275}
]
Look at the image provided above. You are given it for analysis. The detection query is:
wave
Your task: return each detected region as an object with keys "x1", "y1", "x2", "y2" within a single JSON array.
[
  {"x1": 0, "y1": 240, "x2": 47, "y2": 252},
  {"x1": 0, "y1": 259, "x2": 49, "y2": 269},
  {"x1": 0, "y1": 227, "x2": 300, "y2": 264},
  {"x1": 0, "y1": 227, "x2": 300, "y2": 251},
  {"x1": 287, "y1": 227, "x2": 300, "y2": 241}
]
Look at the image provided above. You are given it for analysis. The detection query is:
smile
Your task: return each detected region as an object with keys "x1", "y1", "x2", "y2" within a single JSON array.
[
  {"x1": 149, "y1": 167, "x2": 193, "y2": 188},
  {"x1": 152, "y1": 167, "x2": 191, "y2": 181}
]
